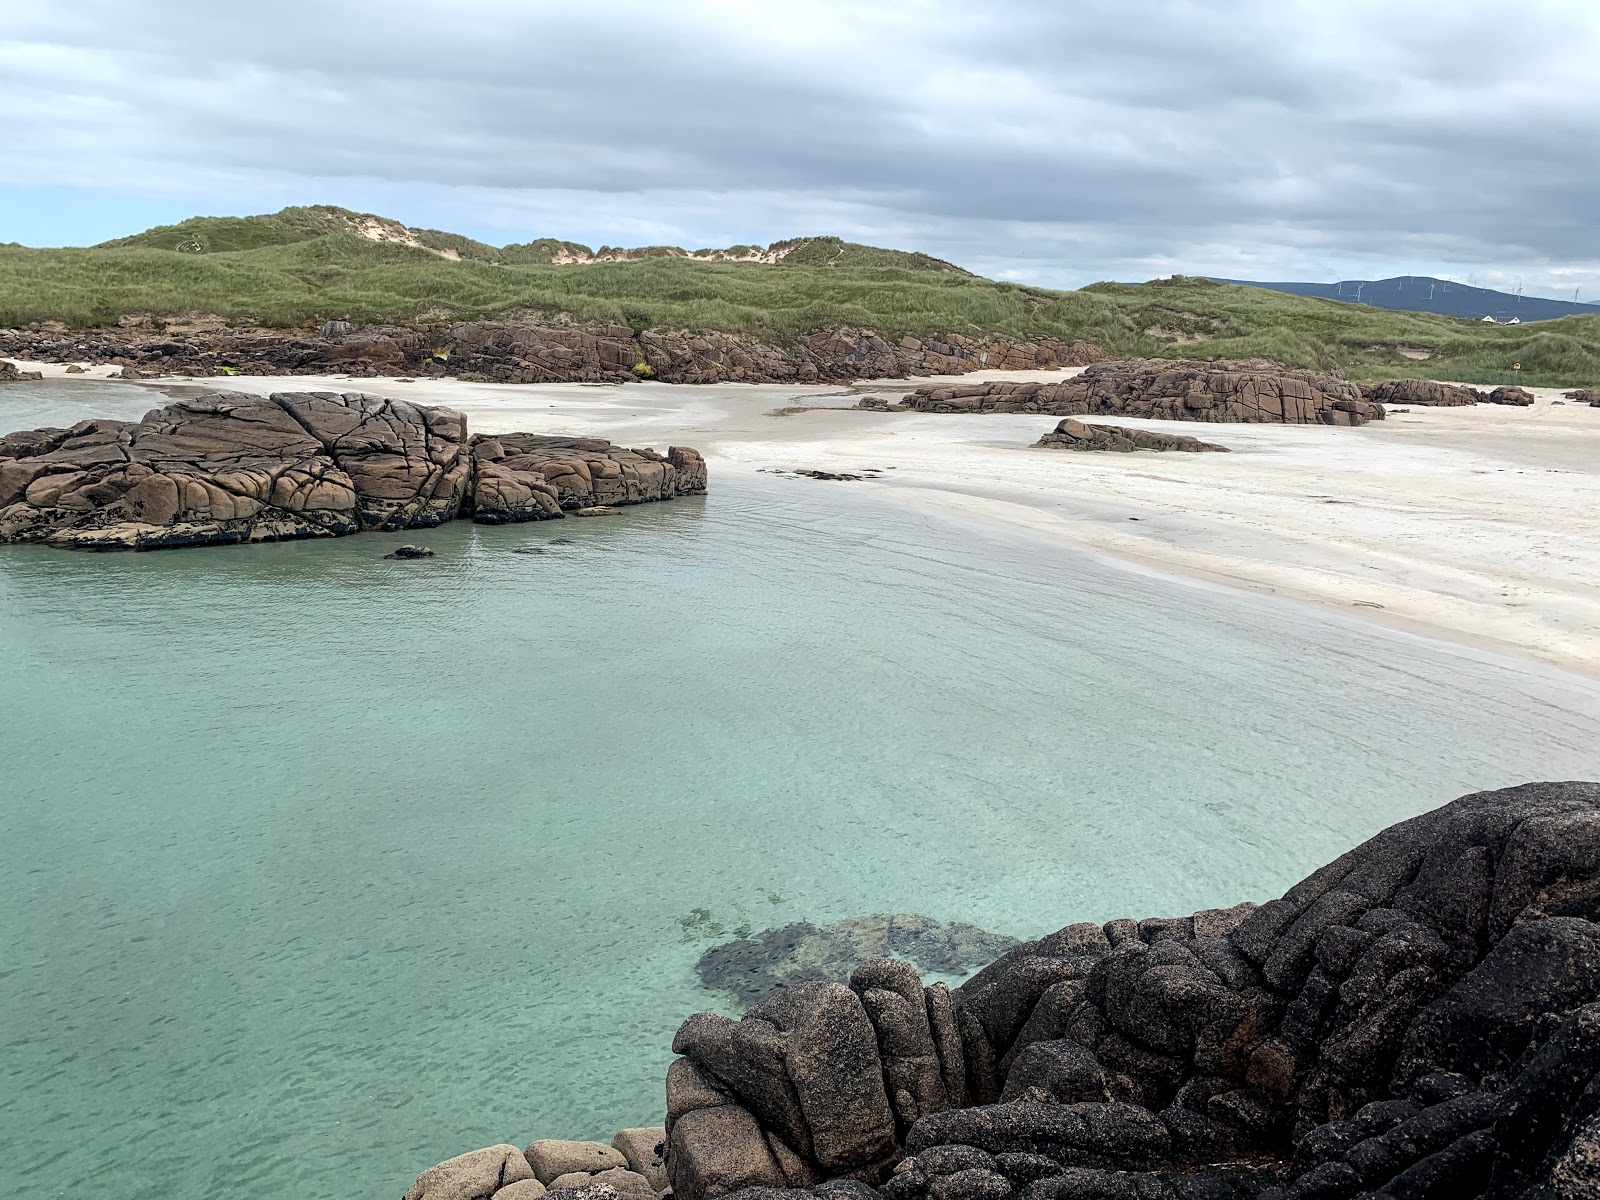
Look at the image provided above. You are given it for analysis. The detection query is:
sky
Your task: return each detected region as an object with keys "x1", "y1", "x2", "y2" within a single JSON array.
[{"x1": 2, "y1": 0, "x2": 1598, "y2": 296}]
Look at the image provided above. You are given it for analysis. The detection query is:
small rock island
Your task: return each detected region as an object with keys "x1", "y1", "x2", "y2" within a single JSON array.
[{"x1": 0, "y1": 391, "x2": 707, "y2": 550}]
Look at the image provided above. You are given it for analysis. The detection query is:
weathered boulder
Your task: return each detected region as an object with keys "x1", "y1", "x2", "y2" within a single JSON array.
[
  {"x1": 1032, "y1": 419, "x2": 1229, "y2": 453},
  {"x1": 0, "y1": 360, "x2": 43, "y2": 381},
  {"x1": 0, "y1": 392, "x2": 706, "y2": 551},
  {"x1": 1363, "y1": 379, "x2": 1484, "y2": 406},
  {"x1": 404, "y1": 1145, "x2": 536, "y2": 1200},
  {"x1": 1563, "y1": 389, "x2": 1598, "y2": 406},
  {"x1": 526, "y1": 1141, "x2": 630, "y2": 1184},
  {"x1": 880, "y1": 360, "x2": 1383, "y2": 426},
  {"x1": 1487, "y1": 386, "x2": 1537, "y2": 406},
  {"x1": 662, "y1": 781, "x2": 1600, "y2": 1200},
  {"x1": 612, "y1": 1127, "x2": 670, "y2": 1192}
]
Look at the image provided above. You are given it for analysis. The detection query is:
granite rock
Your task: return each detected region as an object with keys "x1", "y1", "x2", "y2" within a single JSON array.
[
  {"x1": 404, "y1": 1145, "x2": 536, "y2": 1200},
  {"x1": 664, "y1": 782, "x2": 1600, "y2": 1200},
  {"x1": 1487, "y1": 386, "x2": 1536, "y2": 406},
  {"x1": 878, "y1": 360, "x2": 1383, "y2": 426},
  {"x1": 526, "y1": 1141, "x2": 629, "y2": 1184},
  {"x1": 0, "y1": 391, "x2": 706, "y2": 551},
  {"x1": 1362, "y1": 379, "x2": 1484, "y2": 406},
  {"x1": 1033, "y1": 420, "x2": 1229, "y2": 453}
]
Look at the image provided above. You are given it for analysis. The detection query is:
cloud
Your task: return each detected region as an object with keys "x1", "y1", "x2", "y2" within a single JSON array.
[{"x1": 1, "y1": 0, "x2": 1597, "y2": 293}]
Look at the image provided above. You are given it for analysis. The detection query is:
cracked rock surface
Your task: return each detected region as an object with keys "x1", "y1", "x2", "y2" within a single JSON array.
[
  {"x1": 869, "y1": 361, "x2": 1384, "y2": 426},
  {"x1": 0, "y1": 391, "x2": 706, "y2": 550},
  {"x1": 1033, "y1": 419, "x2": 1229, "y2": 453},
  {"x1": 659, "y1": 781, "x2": 1600, "y2": 1200}
]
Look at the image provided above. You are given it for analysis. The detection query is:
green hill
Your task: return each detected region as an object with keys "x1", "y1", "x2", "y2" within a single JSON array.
[{"x1": 4, "y1": 209, "x2": 1597, "y2": 387}]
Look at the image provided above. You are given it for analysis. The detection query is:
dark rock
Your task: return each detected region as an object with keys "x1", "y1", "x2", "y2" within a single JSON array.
[
  {"x1": 927, "y1": 1169, "x2": 1011, "y2": 1200},
  {"x1": 385, "y1": 544, "x2": 434, "y2": 559},
  {"x1": 0, "y1": 322, "x2": 1108, "y2": 386},
  {"x1": 1033, "y1": 419, "x2": 1229, "y2": 453},
  {"x1": 1486, "y1": 386, "x2": 1536, "y2": 406},
  {"x1": 649, "y1": 782, "x2": 1600, "y2": 1200},
  {"x1": 0, "y1": 360, "x2": 44, "y2": 381},
  {"x1": 1362, "y1": 380, "x2": 1483, "y2": 407}
]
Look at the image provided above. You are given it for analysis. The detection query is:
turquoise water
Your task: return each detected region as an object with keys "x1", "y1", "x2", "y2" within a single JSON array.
[{"x1": 3, "y1": 382, "x2": 1600, "y2": 1200}]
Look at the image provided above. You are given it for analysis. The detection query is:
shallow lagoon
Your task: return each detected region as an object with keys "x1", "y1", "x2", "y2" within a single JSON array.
[{"x1": 3, "y1": 413, "x2": 1599, "y2": 1198}]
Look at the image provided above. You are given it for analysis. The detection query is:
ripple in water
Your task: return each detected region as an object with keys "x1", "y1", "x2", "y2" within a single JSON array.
[{"x1": 2, "y1": 467, "x2": 1599, "y2": 1200}]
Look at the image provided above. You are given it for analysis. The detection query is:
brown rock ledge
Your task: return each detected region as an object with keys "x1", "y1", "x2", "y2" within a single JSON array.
[
  {"x1": 0, "y1": 391, "x2": 706, "y2": 551},
  {"x1": 862, "y1": 360, "x2": 1384, "y2": 426}
]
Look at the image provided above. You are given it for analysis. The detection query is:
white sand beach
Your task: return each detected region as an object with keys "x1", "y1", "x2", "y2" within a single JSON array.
[{"x1": 9, "y1": 360, "x2": 1600, "y2": 677}]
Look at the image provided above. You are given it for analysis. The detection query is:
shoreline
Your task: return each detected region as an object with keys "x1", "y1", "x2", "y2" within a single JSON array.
[{"x1": 6, "y1": 360, "x2": 1600, "y2": 679}]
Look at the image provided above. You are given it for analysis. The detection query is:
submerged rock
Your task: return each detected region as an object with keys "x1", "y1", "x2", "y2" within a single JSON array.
[
  {"x1": 877, "y1": 360, "x2": 1384, "y2": 425},
  {"x1": 658, "y1": 781, "x2": 1600, "y2": 1200},
  {"x1": 385, "y1": 544, "x2": 435, "y2": 559},
  {"x1": 1033, "y1": 419, "x2": 1229, "y2": 453},
  {"x1": 695, "y1": 914, "x2": 1021, "y2": 1009},
  {"x1": 0, "y1": 391, "x2": 706, "y2": 551}
]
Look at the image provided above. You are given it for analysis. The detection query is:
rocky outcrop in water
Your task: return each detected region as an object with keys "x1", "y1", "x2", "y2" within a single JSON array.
[
  {"x1": 865, "y1": 361, "x2": 1384, "y2": 426},
  {"x1": 0, "y1": 391, "x2": 705, "y2": 551},
  {"x1": 0, "y1": 323, "x2": 1107, "y2": 385},
  {"x1": 652, "y1": 781, "x2": 1600, "y2": 1200},
  {"x1": 696, "y1": 915, "x2": 1020, "y2": 1009},
  {"x1": 1033, "y1": 420, "x2": 1229, "y2": 453},
  {"x1": 1361, "y1": 380, "x2": 1483, "y2": 407},
  {"x1": 1486, "y1": 386, "x2": 1536, "y2": 407}
]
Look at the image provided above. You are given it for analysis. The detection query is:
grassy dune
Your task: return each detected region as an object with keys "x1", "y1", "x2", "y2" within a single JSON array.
[{"x1": 4, "y1": 212, "x2": 1597, "y2": 386}]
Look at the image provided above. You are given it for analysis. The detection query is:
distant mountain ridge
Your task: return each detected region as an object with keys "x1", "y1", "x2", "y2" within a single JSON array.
[
  {"x1": 1211, "y1": 275, "x2": 1600, "y2": 324},
  {"x1": 91, "y1": 204, "x2": 975, "y2": 274}
]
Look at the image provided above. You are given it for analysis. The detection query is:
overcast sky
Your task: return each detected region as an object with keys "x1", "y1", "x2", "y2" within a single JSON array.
[{"x1": 2, "y1": 0, "x2": 1597, "y2": 295}]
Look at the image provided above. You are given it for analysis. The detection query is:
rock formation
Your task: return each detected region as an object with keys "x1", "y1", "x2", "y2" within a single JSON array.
[
  {"x1": 1361, "y1": 380, "x2": 1483, "y2": 407},
  {"x1": 1563, "y1": 389, "x2": 1599, "y2": 407},
  {"x1": 0, "y1": 391, "x2": 705, "y2": 551},
  {"x1": 0, "y1": 323, "x2": 1107, "y2": 386},
  {"x1": 1486, "y1": 387, "x2": 1536, "y2": 407},
  {"x1": 864, "y1": 361, "x2": 1384, "y2": 426},
  {"x1": 1033, "y1": 420, "x2": 1229, "y2": 453},
  {"x1": 695, "y1": 915, "x2": 1020, "y2": 1009},
  {"x1": 650, "y1": 781, "x2": 1600, "y2": 1200},
  {"x1": 0, "y1": 359, "x2": 43, "y2": 381}
]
